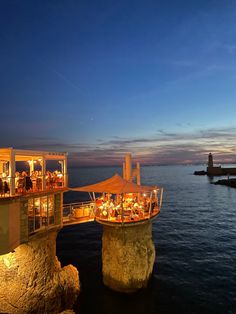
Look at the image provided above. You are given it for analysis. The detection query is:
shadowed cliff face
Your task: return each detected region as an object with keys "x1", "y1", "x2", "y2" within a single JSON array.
[
  {"x1": 0, "y1": 228, "x2": 80, "y2": 314},
  {"x1": 102, "y1": 222, "x2": 155, "y2": 293}
]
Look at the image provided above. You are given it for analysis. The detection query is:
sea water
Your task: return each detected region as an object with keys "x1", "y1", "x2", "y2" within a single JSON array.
[{"x1": 57, "y1": 165, "x2": 236, "y2": 314}]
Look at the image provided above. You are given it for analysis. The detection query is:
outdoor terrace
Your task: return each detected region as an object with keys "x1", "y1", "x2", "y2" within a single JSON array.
[{"x1": 0, "y1": 148, "x2": 68, "y2": 198}]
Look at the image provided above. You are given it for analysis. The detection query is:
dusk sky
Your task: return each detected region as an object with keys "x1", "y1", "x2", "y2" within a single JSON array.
[{"x1": 1, "y1": 0, "x2": 236, "y2": 166}]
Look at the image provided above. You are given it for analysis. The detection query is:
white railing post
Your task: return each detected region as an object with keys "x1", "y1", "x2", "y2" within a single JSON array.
[
  {"x1": 9, "y1": 148, "x2": 16, "y2": 196},
  {"x1": 160, "y1": 188, "x2": 163, "y2": 209},
  {"x1": 63, "y1": 157, "x2": 68, "y2": 187},
  {"x1": 148, "y1": 192, "x2": 153, "y2": 218},
  {"x1": 42, "y1": 157, "x2": 46, "y2": 191}
]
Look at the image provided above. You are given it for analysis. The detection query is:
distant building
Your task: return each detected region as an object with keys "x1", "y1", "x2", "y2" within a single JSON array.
[{"x1": 206, "y1": 153, "x2": 236, "y2": 176}]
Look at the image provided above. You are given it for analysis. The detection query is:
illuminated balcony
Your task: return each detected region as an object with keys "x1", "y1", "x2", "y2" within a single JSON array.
[
  {"x1": 0, "y1": 148, "x2": 68, "y2": 198},
  {"x1": 62, "y1": 194, "x2": 162, "y2": 226},
  {"x1": 63, "y1": 173, "x2": 163, "y2": 226}
]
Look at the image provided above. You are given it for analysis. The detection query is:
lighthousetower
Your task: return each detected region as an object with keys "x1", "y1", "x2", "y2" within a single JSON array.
[{"x1": 208, "y1": 153, "x2": 214, "y2": 169}]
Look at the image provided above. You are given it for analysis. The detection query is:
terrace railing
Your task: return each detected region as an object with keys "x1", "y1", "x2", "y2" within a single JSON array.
[
  {"x1": 62, "y1": 201, "x2": 95, "y2": 224},
  {"x1": 0, "y1": 174, "x2": 68, "y2": 198},
  {"x1": 62, "y1": 188, "x2": 163, "y2": 225}
]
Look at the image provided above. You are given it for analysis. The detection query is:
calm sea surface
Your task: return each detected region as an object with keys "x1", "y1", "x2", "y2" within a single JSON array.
[{"x1": 57, "y1": 165, "x2": 236, "y2": 314}]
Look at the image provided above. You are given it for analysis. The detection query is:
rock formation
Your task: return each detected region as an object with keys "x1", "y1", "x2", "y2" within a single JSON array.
[
  {"x1": 0, "y1": 228, "x2": 80, "y2": 314},
  {"x1": 102, "y1": 221, "x2": 155, "y2": 293}
]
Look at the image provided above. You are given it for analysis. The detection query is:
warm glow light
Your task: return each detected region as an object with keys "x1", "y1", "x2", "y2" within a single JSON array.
[
  {"x1": 0, "y1": 252, "x2": 15, "y2": 269},
  {"x1": 27, "y1": 160, "x2": 37, "y2": 164}
]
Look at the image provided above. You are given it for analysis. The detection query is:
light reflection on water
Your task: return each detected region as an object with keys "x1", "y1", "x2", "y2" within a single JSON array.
[{"x1": 57, "y1": 165, "x2": 236, "y2": 314}]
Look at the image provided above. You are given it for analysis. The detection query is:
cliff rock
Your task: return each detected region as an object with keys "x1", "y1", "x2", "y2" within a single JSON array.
[
  {"x1": 102, "y1": 221, "x2": 155, "y2": 292},
  {"x1": 0, "y1": 228, "x2": 80, "y2": 313}
]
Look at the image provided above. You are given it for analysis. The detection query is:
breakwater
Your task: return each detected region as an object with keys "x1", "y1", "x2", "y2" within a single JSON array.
[{"x1": 213, "y1": 178, "x2": 236, "y2": 188}]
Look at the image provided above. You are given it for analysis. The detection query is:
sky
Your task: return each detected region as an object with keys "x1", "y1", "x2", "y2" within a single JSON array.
[{"x1": 1, "y1": 0, "x2": 236, "y2": 166}]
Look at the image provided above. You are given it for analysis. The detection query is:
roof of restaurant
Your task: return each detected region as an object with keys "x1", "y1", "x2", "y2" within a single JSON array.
[
  {"x1": 70, "y1": 173, "x2": 157, "y2": 194},
  {"x1": 0, "y1": 147, "x2": 67, "y2": 161}
]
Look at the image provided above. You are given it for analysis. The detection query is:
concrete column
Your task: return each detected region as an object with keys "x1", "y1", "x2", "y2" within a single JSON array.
[
  {"x1": 29, "y1": 159, "x2": 34, "y2": 175},
  {"x1": 0, "y1": 161, "x2": 4, "y2": 173},
  {"x1": 41, "y1": 157, "x2": 46, "y2": 190},
  {"x1": 125, "y1": 154, "x2": 132, "y2": 181},
  {"x1": 9, "y1": 149, "x2": 16, "y2": 196},
  {"x1": 102, "y1": 220, "x2": 155, "y2": 293},
  {"x1": 136, "y1": 162, "x2": 141, "y2": 185},
  {"x1": 63, "y1": 157, "x2": 68, "y2": 187},
  {"x1": 122, "y1": 162, "x2": 126, "y2": 179}
]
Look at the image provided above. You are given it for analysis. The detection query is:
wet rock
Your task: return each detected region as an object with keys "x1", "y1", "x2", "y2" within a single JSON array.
[
  {"x1": 194, "y1": 170, "x2": 206, "y2": 175},
  {"x1": 0, "y1": 228, "x2": 80, "y2": 313},
  {"x1": 213, "y1": 178, "x2": 236, "y2": 188}
]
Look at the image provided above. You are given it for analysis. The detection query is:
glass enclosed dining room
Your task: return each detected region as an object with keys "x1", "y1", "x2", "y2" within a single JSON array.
[
  {"x1": 0, "y1": 148, "x2": 68, "y2": 197},
  {"x1": 28, "y1": 194, "x2": 57, "y2": 234}
]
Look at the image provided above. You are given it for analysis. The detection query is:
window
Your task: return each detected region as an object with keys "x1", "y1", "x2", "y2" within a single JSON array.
[{"x1": 28, "y1": 195, "x2": 56, "y2": 234}]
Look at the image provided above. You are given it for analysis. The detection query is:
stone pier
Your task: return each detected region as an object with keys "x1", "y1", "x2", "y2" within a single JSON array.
[
  {"x1": 0, "y1": 228, "x2": 80, "y2": 314},
  {"x1": 102, "y1": 220, "x2": 155, "y2": 293}
]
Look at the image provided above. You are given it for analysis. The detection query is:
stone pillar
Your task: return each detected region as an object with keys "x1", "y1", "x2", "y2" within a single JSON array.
[
  {"x1": 0, "y1": 228, "x2": 80, "y2": 313},
  {"x1": 102, "y1": 221, "x2": 155, "y2": 293}
]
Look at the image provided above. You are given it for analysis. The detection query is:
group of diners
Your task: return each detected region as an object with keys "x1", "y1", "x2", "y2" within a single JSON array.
[
  {"x1": 0, "y1": 170, "x2": 64, "y2": 196},
  {"x1": 95, "y1": 193, "x2": 157, "y2": 221},
  {"x1": 0, "y1": 177, "x2": 10, "y2": 196}
]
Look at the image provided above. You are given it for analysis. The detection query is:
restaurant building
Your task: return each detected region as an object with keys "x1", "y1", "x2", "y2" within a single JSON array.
[{"x1": 0, "y1": 147, "x2": 68, "y2": 255}]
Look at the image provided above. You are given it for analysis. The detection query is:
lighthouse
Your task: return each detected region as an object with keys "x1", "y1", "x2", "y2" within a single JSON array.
[{"x1": 208, "y1": 153, "x2": 214, "y2": 168}]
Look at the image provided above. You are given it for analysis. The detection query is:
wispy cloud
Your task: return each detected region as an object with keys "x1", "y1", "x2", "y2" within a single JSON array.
[{"x1": 11, "y1": 126, "x2": 236, "y2": 166}]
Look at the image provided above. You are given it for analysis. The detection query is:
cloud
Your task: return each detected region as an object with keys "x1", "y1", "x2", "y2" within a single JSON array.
[
  {"x1": 8, "y1": 126, "x2": 236, "y2": 166},
  {"x1": 157, "y1": 129, "x2": 178, "y2": 137}
]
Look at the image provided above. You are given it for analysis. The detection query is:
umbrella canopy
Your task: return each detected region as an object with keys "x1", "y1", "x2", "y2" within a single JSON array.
[{"x1": 69, "y1": 173, "x2": 156, "y2": 194}]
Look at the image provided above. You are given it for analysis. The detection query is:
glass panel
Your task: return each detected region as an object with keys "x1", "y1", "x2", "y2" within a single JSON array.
[
  {"x1": 41, "y1": 196, "x2": 48, "y2": 227},
  {"x1": 28, "y1": 198, "x2": 34, "y2": 233},
  {"x1": 48, "y1": 195, "x2": 55, "y2": 225},
  {"x1": 34, "y1": 198, "x2": 41, "y2": 230},
  {"x1": 27, "y1": 194, "x2": 57, "y2": 234}
]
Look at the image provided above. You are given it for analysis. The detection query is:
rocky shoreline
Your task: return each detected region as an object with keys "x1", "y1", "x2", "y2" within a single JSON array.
[
  {"x1": 0, "y1": 228, "x2": 80, "y2": 314},
  {"x1": 212, "y1": 178, "x2": 236, "y2": 188}
]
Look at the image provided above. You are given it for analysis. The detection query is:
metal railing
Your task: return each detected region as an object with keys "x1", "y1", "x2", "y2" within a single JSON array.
[
  {"x1": 63, "y1": 201, "x2": 95, "y2": 223},
  {"x1": 62, "y1": 188, "x2": 163, "y2": 225},
  {"x1": 95, "y1": 202, "x2": 160, "y2": 223}
]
